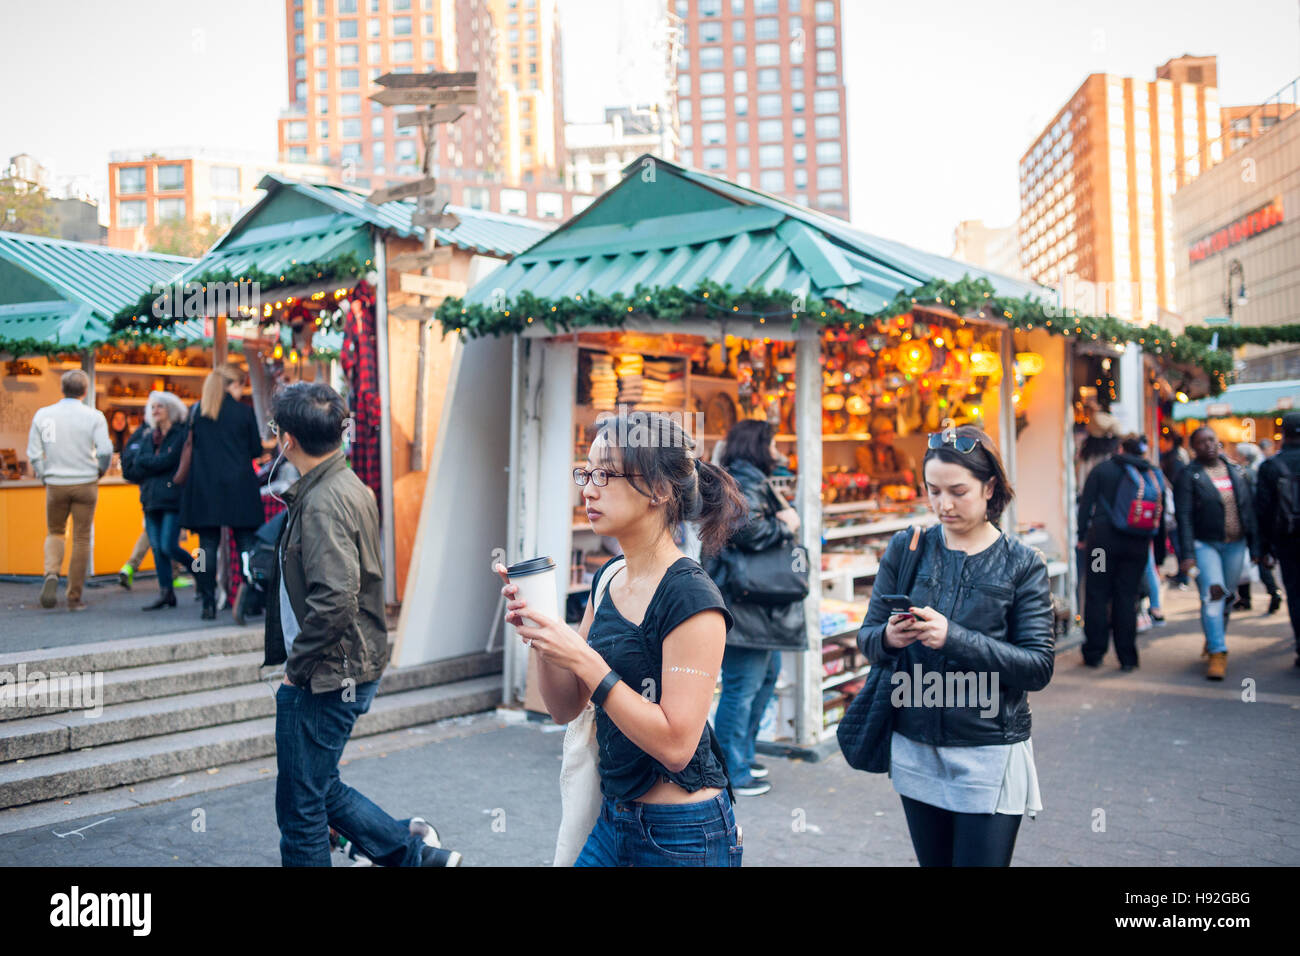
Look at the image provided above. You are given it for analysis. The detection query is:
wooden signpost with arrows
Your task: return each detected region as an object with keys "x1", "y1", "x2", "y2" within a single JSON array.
[{"x1": 367, "y1": 68, "x2": 476, "y2": 469}]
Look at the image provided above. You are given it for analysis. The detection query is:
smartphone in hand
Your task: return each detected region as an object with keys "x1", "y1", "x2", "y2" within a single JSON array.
[{"x1": 878, "y1": 593, "x2": 915, "y2": 621}]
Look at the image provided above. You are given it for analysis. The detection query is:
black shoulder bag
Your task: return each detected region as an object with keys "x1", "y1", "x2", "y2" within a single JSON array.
[
  {"x1": 836, "y1": 524, "x2": 927, "y2": 773},
  {"x1": 716, "y1": 479, "x2": 810, "y2": 606}
]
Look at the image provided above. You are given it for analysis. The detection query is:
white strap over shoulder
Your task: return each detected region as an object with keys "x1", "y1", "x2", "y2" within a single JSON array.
[{"x1": 553, "y1": 555, "x2": 624, "y2": 867}]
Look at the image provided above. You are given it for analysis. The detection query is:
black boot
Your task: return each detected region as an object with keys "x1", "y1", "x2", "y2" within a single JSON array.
[
  {"x1": 1267, "y1": 591, "x2": 1282, "y2": 615},
  {"x1": 143, "y1": 592, "x2": 177, "y2": 611},
  {"x1": 201, "y1": 597, "x2": 216, "y2": 620}
]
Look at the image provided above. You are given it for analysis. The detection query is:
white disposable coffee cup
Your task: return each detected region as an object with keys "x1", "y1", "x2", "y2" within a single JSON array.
[{"x1": 506, "y1": 556, "x2": 559, "y2": 631}]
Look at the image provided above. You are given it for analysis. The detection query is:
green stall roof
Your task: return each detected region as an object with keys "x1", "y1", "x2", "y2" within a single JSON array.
[
  {"x1": 1173, "y1": 379, "x2": 1300, "y2": 419},
  {"x1": 181, "y1": 174, "x2": 553, "y2": 283},
  {"x1": 464, "y1": 154, "x2": 1048, "y2": 315},
  {"x1": 0, "y1": 232, "x2": 198, "y2": 349}
]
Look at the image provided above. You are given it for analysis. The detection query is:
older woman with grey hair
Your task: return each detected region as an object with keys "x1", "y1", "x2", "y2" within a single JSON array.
[{"x1": 121, "y1": 390, "x2": 195, "y2": 610}]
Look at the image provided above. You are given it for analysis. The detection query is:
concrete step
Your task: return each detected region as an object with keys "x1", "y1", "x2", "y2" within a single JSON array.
[
  {"x1": 0, "y1": 675, "x2": 502, "y2": 808},
  {"x1": 0, "y1": 626, "x2": 261, "y2": 684},
  {"x1": 0, "y1": 652, "x2": 265, "y2": 722},
  {"x1": 0, "y1": 650, "x2": 504, "y2": 759},
  {"x1": 0, "y1": 683, "x2": 277, "y2": 761}
]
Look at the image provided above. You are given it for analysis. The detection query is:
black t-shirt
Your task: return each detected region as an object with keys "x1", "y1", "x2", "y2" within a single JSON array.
[{"x1": 586, "y1": 555, "x2": 734, "y2": 802}]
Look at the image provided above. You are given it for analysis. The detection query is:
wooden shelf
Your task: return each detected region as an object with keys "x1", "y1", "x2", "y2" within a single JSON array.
[
  {"x1": 822, "y1": 664, "x2": 871, "y2": 691},
  {"x1": 60, "y1": 361, "x2": 217, "y2": 378},
  {"x1": 690, "y1": 374, "x2": 739, "y2": 386},
  {"x1": 822, "y1": 512, "x2": 938, "y2": 541}
]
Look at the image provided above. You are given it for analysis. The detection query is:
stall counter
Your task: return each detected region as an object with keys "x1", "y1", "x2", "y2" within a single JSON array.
[{"x1": 0, "y1": 477, "x2": 197, "y2": 577}]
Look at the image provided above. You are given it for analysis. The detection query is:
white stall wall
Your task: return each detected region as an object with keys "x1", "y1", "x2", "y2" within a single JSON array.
[
  {"x1": 1014, "y1": 330, "x2": 1069, "y2": 556},
  {"x1": 394, "y1": 334, "x2": 514, "y2": 666}
]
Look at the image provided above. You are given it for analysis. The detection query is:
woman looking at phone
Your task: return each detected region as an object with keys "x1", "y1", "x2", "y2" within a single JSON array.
[
  {"x1": 857, "y1": 425, "x2": 1055, "y2": 866},
  {"x1": 495, "y1": 411, "x2": 748, "y2": 866}
]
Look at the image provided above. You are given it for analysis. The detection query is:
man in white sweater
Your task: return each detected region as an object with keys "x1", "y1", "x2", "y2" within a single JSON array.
[{"x1": 26, "y1": 370, "x2": 112, "y2": 609}]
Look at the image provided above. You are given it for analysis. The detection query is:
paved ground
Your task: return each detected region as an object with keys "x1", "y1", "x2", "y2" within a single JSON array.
[
  {"x1": 0, "y1": 574, "x2": 245, "y2": 652},
  {"x1": 1, "y1": 584, "x2": 1297, "y2": 866}
]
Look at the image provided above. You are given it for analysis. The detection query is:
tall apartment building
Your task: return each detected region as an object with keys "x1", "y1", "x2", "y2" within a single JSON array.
[
  {"x1": 487, "y1": 0, "x2": 566, "y2": 185},
  {"x1": 276, "y1": 0, "x2": 504, "y2": 190},
  {"x1": 673, "y1": 0, "x2": 850, "y2": 219},
  {"x1": 106, "y1": 149, "x2": 334, "y2": 251},
  {"x1": 1018, "y1": 55, "x2": 1224, "y2": 322}
]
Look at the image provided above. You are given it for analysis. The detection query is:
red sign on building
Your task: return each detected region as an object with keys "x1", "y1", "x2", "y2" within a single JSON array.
[{"x1": 1188, "y1": 197, "x2": 1285, "y2": 265}]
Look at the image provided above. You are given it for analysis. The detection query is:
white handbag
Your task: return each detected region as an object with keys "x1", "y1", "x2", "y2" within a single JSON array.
[{"x1": 552, "y1": 557, "x2": 625, "y2": 867}]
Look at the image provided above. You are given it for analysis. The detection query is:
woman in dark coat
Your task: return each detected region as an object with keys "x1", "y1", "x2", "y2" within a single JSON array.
[
  {"x1": 180, "y1": 364, "x2": 267, "y2": 619},
  {"x1": 704, "y1": 419, "x2": 807, "y2": 797},
  {"x1": 122, "y1": 391, "x2": 196, "y2": 610}
]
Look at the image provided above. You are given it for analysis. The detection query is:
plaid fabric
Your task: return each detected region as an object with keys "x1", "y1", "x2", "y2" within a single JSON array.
[{"x1": 341, "y1": 279, "x2": 383, "y2": 521}]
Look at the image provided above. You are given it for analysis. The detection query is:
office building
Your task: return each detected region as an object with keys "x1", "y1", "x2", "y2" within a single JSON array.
[
  {"x1": 1018, "y1": 55, "x2": 1224, "y2": 322},
  {"x1": 673, "y1": 0, "x2": 851, "y2": 218},
  {"x1": 565, "y1": 106, "x2": 667, "y2": 194},
  {"x1": 107, "y1": 148, "x2": 333, "y2": 250},
  {"x1": 951, "y1": 219, "x2": 1024, "y2": 279},
  {"x1": 1173, "y1": 108, "x2": 1300, "y2": 382}
]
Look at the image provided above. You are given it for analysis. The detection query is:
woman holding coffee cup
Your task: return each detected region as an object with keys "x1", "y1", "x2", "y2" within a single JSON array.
[{"x1": 495, "y1": 410, "x2": 749, "y2": 866}]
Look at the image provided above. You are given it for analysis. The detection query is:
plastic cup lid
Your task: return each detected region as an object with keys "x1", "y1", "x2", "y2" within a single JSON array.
[{"x1": 506, "y1": 556, "x2": 556, "y2": 577}]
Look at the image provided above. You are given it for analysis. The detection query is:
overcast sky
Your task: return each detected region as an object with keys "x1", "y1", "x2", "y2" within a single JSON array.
[{"x1": 1, "y1": 0, "x2": 1297, "y2": 254}]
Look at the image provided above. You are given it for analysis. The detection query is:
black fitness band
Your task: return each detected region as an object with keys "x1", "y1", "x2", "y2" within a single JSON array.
[{"x1": 590, "y1": 670, "x2": 621, "y2": 707}]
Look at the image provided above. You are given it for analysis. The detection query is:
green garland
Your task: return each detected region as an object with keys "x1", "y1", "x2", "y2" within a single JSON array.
[
  {"x1": 1180, "y1": 323, "x2": 1300, "y2": 348},
  {"x1": 109, "y1": 252, "x2": 368, "y2": 334},
  {"x1": 1, "y1": 332, "x2": 338, "y2": 363},
  {"x1": 435, "y1": 274, "x2": 1237, "y2": 391}
]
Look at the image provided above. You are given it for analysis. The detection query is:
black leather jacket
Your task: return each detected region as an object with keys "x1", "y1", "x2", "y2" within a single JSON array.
[
  {"x1": 702, "y1": 458, "x2": 808, "y2": 650},
  {"x1": 1173, "y1": 455, "x2": 1259, "y2": 561},
  {"x1": 858, "y1": 526, "x2": 1055, "y2": 747}
]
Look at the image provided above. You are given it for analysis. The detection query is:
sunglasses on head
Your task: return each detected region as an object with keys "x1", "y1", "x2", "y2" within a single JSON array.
[{"x1": 927, "y1": 429, "x2": 981, "y2": 454}]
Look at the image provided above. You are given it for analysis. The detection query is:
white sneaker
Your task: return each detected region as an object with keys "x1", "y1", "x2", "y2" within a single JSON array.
[
  {"x1": 1136, "y1": 612, "x2": 1152, "y2": 633},
  {"x1": 410, "y1": 817, "x2": 441, "y2": 848}
]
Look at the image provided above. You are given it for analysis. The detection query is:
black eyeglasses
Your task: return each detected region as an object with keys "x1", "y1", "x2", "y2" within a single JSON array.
[
  {"x1": 928, "y1": 430, "x2": 981, "y2": 454},
  {"x1": 573, "y1": 467, "x2": 640, "y2": 487}
]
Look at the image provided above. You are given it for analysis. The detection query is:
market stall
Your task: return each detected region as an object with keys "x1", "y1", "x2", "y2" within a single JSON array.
[
  {"x1": 109, "y1": 174, "x2": 549, "y2": 608},
  {"x1": 0, "y1": 232, "x2": 204, "y2": 577},
  {"x1": 1171, "y1": 378, "x2": 1300, "y2": 446},
  {"x1": 423, "y1": 155, "x2": 1082, "y2": 749}
]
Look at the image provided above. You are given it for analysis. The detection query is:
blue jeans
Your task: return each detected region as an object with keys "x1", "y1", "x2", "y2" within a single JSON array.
[
  {"x1": 573, "y1": 792, "x2": 742, "y2": 866},
  {"x1": 275, "y1": 679, "x2": 426, "y2": 867},
  {"x1": 143, "y1": 509, "x2": 195, "y2": 596},
  {"x1": 1193, "y1": 538, "x2": 1248, "y2": 654},
  {"x1": 1143, "y1": 545, "x2": 1163, "y2": 614},
  {"x1": 714, "y1": 646, "x2": 780, "y2": 787}
]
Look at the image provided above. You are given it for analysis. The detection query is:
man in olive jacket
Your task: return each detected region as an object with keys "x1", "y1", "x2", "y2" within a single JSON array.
[{"x1": 264, "y1": 382, "x2": 459, "y2": 867}]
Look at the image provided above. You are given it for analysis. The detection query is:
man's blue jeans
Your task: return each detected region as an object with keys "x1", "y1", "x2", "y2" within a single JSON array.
[
  {"x1": 1193, "y1": 538, "x2": 1247, "y2": 654},
  {"x1": 574, "y1": 792, "x2": 742, "y2": 866},
  {"x1": 275, "y1": 679, "x2": 426, "y2": 867},
  {"x1": 714, "y1": 646, "x2": 781, "y2": 787}
]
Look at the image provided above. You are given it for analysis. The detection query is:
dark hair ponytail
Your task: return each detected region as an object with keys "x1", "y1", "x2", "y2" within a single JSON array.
[
  {"x1": 593, "y1": 411, "x2": 747, "y2": 556},
  {"x1": 692, "y1": 457, "x2": 748, "y2": 555}
]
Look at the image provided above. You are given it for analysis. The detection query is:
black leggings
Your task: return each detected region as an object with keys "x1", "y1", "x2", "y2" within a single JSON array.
[
  {"x1": 899, "y1": 795, "x2": 1024, "y2": 867},
  {"x1": 195, "y1": 526, "x2": 258, "y2": 602}
]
